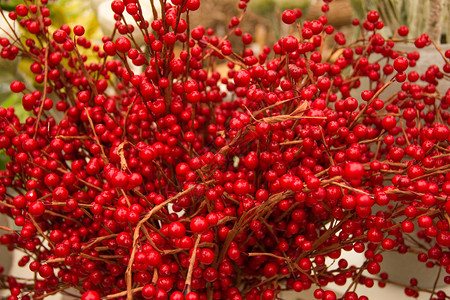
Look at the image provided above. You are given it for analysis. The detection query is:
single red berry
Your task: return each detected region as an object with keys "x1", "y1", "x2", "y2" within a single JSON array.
[
  {"x1": 10, "y1": 81, "x2": 25, "y2": 93},
  {"x1": 186, "y1": 0, "x2": 200, "y2": 11},
  {"x1": 401, "y1": 220, "x2": 414, "y2": 233},
  {"x1": 242, "y1": 33, "x2": 253, "y2": 44},
  {"x1": 393, "y1": 56, "x2": 408, "y2": 73},
  {"x1": 190, "y1": 216, "x2": 208, "y2": 233},
  {"x1": 73, "y1": 25, "x2": 85, "y2": 36},
  {"x1": 38, "y1": 265, "x2": 54, "y2": 278},
  {"x1": 53, "y1": 29, "x2": 68, "y2": 44},
  {"x1": 29, "y1": 201, "x2": 45, "y2": 216},
  {"x1": 256, "y1": 122, "x2": 270, "y2": 135},
  {"x1": 437, "y1": 231, "x2": 450, "y2": 247},
  {"x1": 111, "y1": 0, "x2": 125, "y2": 14},
  {"x1": 282, "y1": 9, "x2": 297, "y2": 24},
  {"x1": 111, "y1": 171, "x2": 129, "y2": 188},
  {"x1": 381, "y1": 115, "x2": 397, "y2": 130},
  {"x1": 282, "y1": 36, "x2": 298, "y2": 53},
  {"x1": 397, "y1": 25, "x2": 409, "y2": 36},
  {"x1": 233, "y1": 179, "x2": 250, "y2": 195},
  {"x1": 366, "y1": 11, "x2": 379, "y2": 23},
  {"x1": 343, "y1": 162, "x2": 364, "y2": 181},
  {"x1": 52, "y1": 187, "x2": 68, "y2": 201},
  {"x1": 147, "y1": 250, "x2": 162, "y2": 267},
  {"x1": 168, "y1": 221, "x2": 186, "y2": 238},
  {"x1": 233, "y1": 70, "x2": 251, "y2": 87},
  {"x1": 434, "y1": 125, "x2": 450, "y2": 141},
  {"x1": 115, "y1": 37, "x2": 131, "y2": 53},
  {"x1": 81, "y1": 291, "x2": 100, "y2": 300}
]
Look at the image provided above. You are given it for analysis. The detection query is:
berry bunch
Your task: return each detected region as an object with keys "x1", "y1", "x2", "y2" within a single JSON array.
[{"x1": 0, "y1": 1, "x2": 450, "y2": 300}]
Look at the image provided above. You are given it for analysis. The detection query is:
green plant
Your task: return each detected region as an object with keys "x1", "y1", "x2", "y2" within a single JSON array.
[
  {"x1": 351, "y1": 0, "x2": 449, "y2": 42},
  {"x1": 0, "y1": 0, "x2": 23, "y2": 11}
]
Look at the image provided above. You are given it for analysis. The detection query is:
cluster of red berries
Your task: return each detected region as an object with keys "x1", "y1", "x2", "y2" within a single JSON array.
[{"x1": 0, "y1": 0, "x2": 450, "y2": 300}]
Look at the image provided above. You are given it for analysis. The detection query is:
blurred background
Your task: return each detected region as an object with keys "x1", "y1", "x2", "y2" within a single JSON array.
[{"x1": 0, "y1": 0, "x2": 449, "y2": 299}]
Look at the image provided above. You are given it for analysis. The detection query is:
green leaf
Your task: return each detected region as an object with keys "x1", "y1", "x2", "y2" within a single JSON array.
[
  {"x1": 0, "y1": 92, "x2": 31, "y2": 122},
  {"x1": 349, "y1": 0, "x2": 365, "y2": 19},
  {"x1": 0, "y1": 149, "x2": 9, "y2": 170},
  {"x1": 248, "y1": 0, "x2": 276, "y2": 17},
  {"x1": 277, "y1": 0, "x2": 310, "y2": 11},
  {"x1": 0, "y1": 0, "x2": 22, "y2": 11}
]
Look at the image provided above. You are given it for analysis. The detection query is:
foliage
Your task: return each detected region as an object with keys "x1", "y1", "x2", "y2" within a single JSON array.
[{"x1": 351, "y1": 0, "x2": 449, "y2": 42}]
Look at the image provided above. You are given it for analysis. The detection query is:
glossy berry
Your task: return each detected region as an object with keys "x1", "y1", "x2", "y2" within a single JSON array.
[
  {"x1": 393, "y1": 57, "x2": 408, "y2": 73},
  {"x1": 190, "y1": 216, "x2": 208, "y2": 233},
  {"x1": 282, "y1": 10, "x2": 297, "y2": 24},
  {"x1": 343, "y1": 162, "x2": 364, "y2": 180},
  {"x1": 397, "y1": 25, "x2": 409, "y2": 36},
  {"x1": 115, "y1": 37, "x2": 131, "y2": 53},
  {"x1": 81, "y1": 291, "x2": 100, "y2": 300},
  {"x1": 234, "y1": 70, "x2": 251, "y2": 87}
]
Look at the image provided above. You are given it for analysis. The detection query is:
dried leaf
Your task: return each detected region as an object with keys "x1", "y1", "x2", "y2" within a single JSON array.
[{"x1": 117, "y1": 141, "x2": 130, "y2": 171}]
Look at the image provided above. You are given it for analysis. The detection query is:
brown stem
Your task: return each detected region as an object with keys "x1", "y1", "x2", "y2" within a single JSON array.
[
  {"x1": 28, "y1": 213, "x2": 54, "y2": 249},
  {"x1": 349, "y1": 79, "x2": 395, "y2": 129},
  {"x1": 125, "y1": 182, "x2": 208, "y2": 300},
  {"x1": 103, "y1": 287, "x2": 143, "y2": 300},
  {"x1": 0, "y1": 225, "x2": 14, "y2": 232},
  {"x1": 84, "y1": 108, "x2": 109, "y2": 164},
  {"x1": 33, "y1": 47, "x2": 49, "y2": 140},
  {"x1": 82, "y1": 234, "x2": 118, "y2": 251},
  {"x1": 184, "y1": 234, "x2": 202, "y2": 293},
  {"x1": 35, "y1": 285, "x2": 70, "y2": 300}
]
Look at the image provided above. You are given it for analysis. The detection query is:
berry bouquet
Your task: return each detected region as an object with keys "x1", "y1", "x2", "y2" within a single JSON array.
[{"x1": 0, "y1": 0, "x2": 449, "y2": 300}]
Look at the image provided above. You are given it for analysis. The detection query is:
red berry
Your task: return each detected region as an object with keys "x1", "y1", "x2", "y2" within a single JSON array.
[
  {"x1": 190, "y1": 216, "x2": 208, "y2": 233},
  {"x1": 437, "y1": 231, "x2": 450, "y2": 247},
  {"x1": 381, "y1": 115, "x2": 397, "y2": 130},
  {"x1": 10, "y1": 81, "x2": 25, "y2": 93},
  {"x1": 73, "y1": 25, "x2": 85, "y2": 36},
  {"x1": 168, "y1": 222, "x2": 186, "y2": 238},
  {"x1": 53, "y1": 29, "x2": 68, "y2": 44},
  {"x1": 186, "y1": 0, "x2": 200, "y2": 11},
  {"x1": 393, "y1": 56, "x2": 408, "y2": 73},
  {"x1": 343, "y1": 162, "x2": 364, "y2": 181},
  {"x1": 397, "y1": 25, "x2": 409, "y2": 36},
  {"x1": 111, "y1": 0, "x2": 125, "y2": 14},
  {"x1": 29, "y1": 201, "x2": 45, "y2": 216},
  {"x1": 81, "y1": 291, "x2": 100, "y2": 300},
  {"x1": 282, "y1": 36, "x2": 298, "y2": 53},
  {"x1": 366, "y1": 11, "x2": 380, "y2": 23},
  {"x1": 282, "y1": 9, "x2": 297, "y2": 24},
  {"x1": 233, "y1": 70, "x2": 251, "y2": 87},
  {"x1": 233, "y1": 179, "x2": 250, "y2": 195},
  {"x1": 111, "y1": 171, "x2": 129, "y2": 188},
  {"x1": 115, "y1": 37, "x2": 131, "y2": 53}
]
